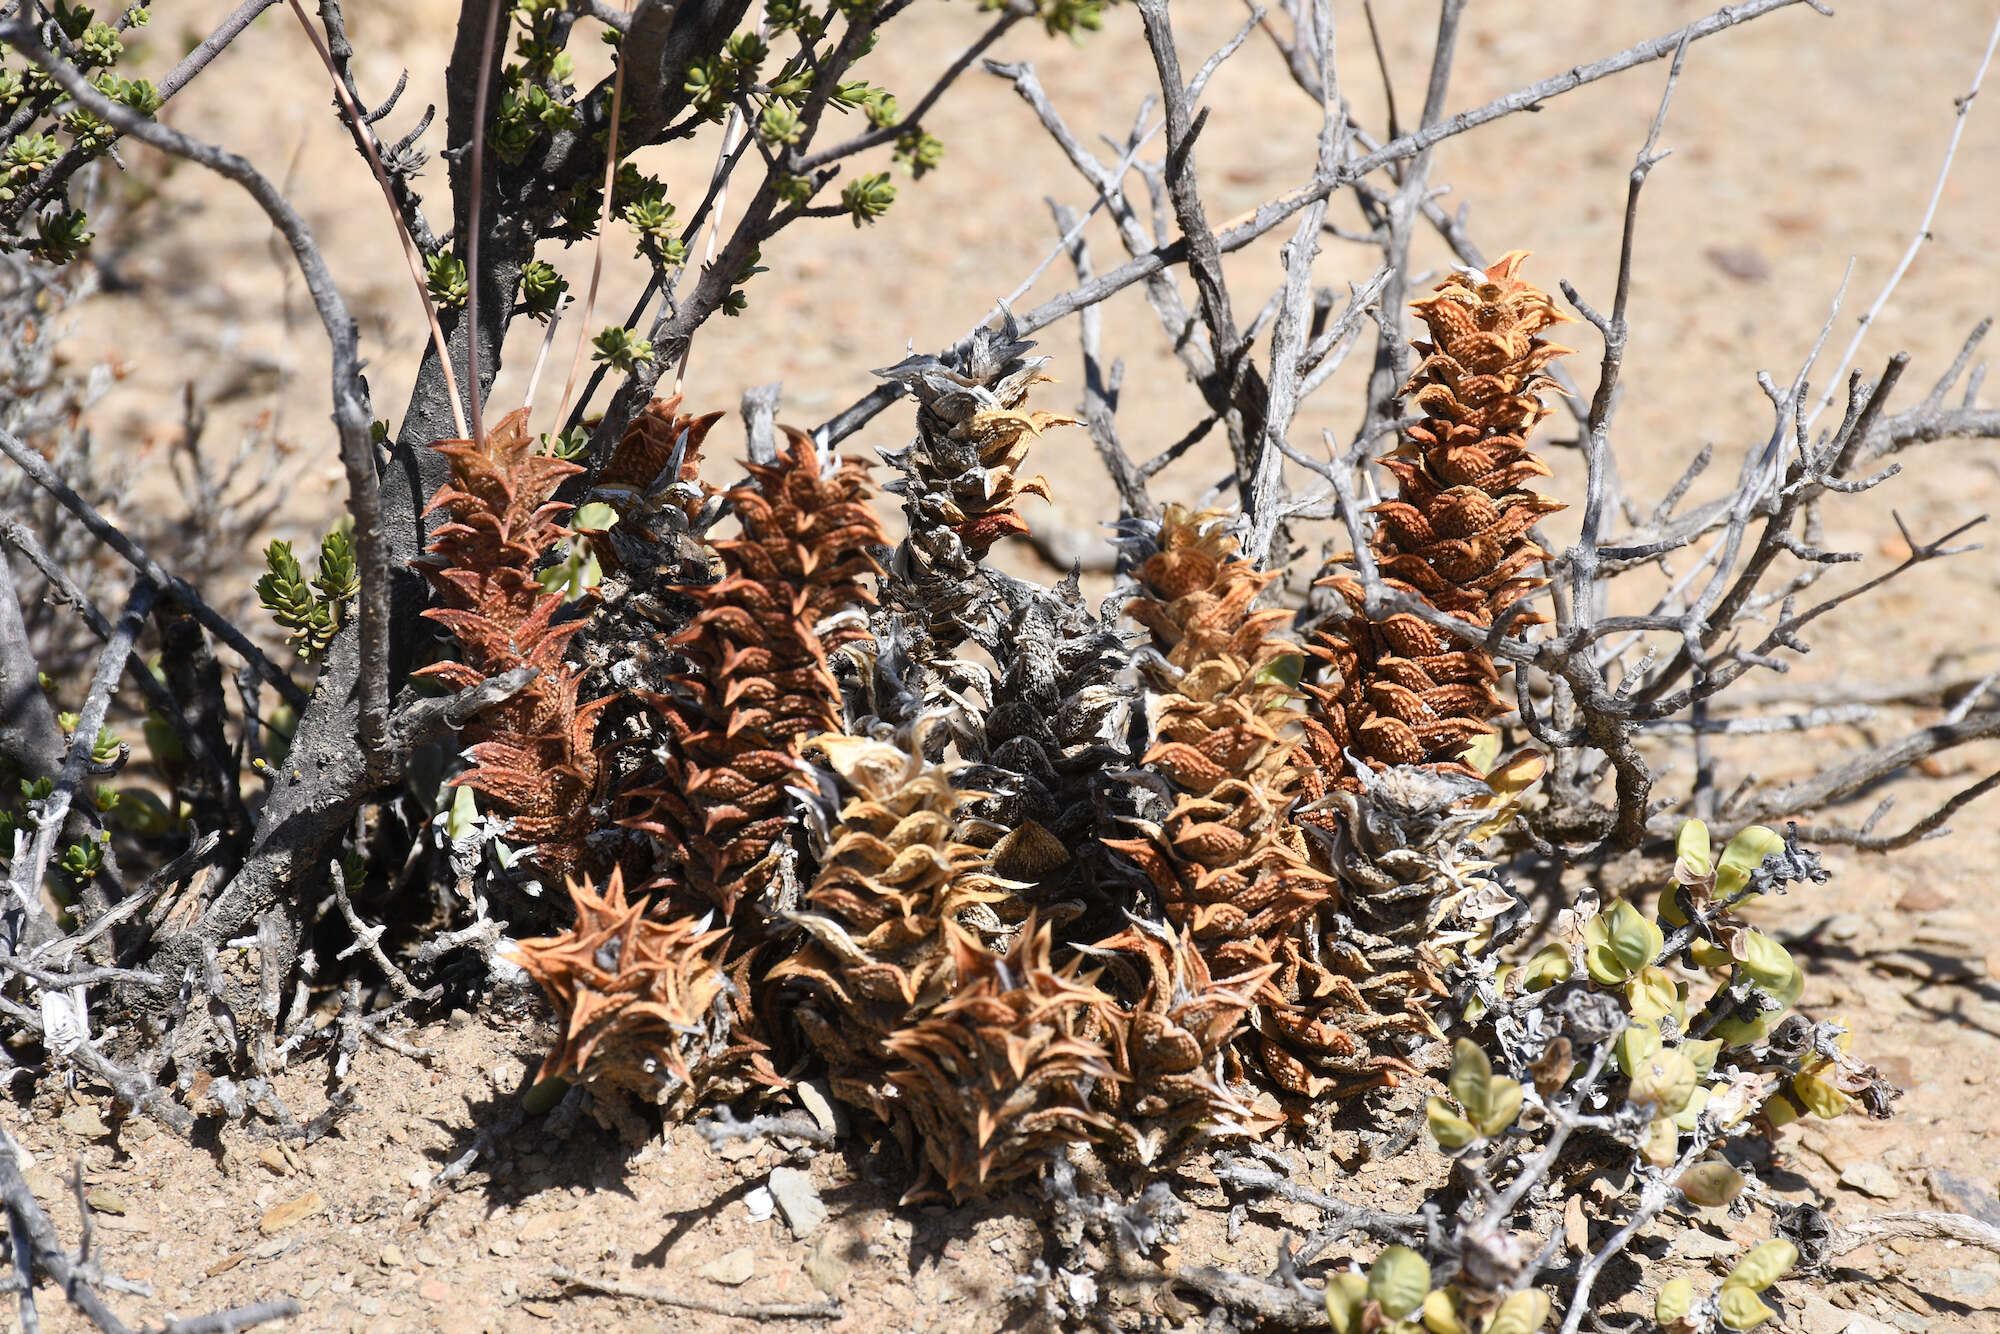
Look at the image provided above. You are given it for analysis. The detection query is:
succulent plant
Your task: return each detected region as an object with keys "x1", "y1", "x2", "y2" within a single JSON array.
[
  {"x1": 1307, "y1": 252, "x2": 1570, "y2": 783},
  {"x1": 413, "y1": 408, "x2": 608, "y2": 894}
]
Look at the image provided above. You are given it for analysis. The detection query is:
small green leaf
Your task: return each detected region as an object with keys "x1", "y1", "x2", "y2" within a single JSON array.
[
  {"x1": 1448, "y1": 1039, "x2": 1523, "y2": 1137},
  {"x1": 1678, "y1": 1158, "x2": 1746, "y2": 1207},
  {"x1": 444, "y1": 784, "x2": 480, "y2": 840},
  {"x1": 1615, "y1": 1022, "x2": 1661, "y2": 1078},
  {"x1": 1675, "y1": 817, "x2": 1713, "y2": 877},
  {"x1": 1655, "y1": 1277, "x2": 1696, "y2": 1327},
  {"x1": 1717, "y1": 1283, "x2": 1777, "y2": 1331},
  {"x1": 1521, "y1": 943, "x2": 1571, "y2": 991},
  {"x1": 1624, "y1": 965, "x2": 1682, "y2": 1027},
  {"x1": 1725, "y1": 1240, "x2": 1798, "y2": 1293},
  {"x1": 1425, "y1": 1097, "x2": 1476, "y2": 1150},
  {"x1": 1486, "y1": 1289, "x2": 1551, "y2": 1334},
  {"x1": 1715, "y1": 825, "x2": 1785, "y2": 899},
  {"x1": 1421, "y1": 1289, "x2": 1464, "y2": 1334},
  {"x1": 1366, "y1": 1246, "x2": 1430, "y2": 1321},
  {"x1": 570, "y1": 502, "x2": 619, "y2": 533},
  {"x1": 1325, "y1": 1272, "x2": 1368, "y2": 1334},
  {"x1": 1584, "y1": 900, "x2": 1662, "y2": 985}
]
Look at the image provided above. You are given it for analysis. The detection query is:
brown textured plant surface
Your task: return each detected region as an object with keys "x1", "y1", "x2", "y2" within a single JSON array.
[
  {"x1": 619, "y1": 429, "x2": 887, "y2": 920},
  {"x1": 510, "y1": 868, "x2": 733, "y2": 1097},
  {"x1": 769, "y1": 730, "x2": 1013, "y2": 1103},
  {"x1": 1307, "y1": 251, "x2": 1570, "y2": 786},
  {"x1": 414, "y1": 407, "x2": 606, "y2": 885}
]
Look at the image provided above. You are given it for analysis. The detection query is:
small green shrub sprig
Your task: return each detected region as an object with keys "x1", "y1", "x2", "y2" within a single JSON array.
[{"x1": 256, "y1": 524, "x2": 360, "y2": 661}]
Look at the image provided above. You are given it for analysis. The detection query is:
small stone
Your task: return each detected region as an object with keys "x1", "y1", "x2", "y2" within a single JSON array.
[
  {"x1": 488, "y1": 1236, "x2": 519, "y2": 1257},
  {"x1": 518, "y1": 1212, "x2": 570, "y2": 1243},
  {"x1": 418, "y1": 1278, "x2": 452, "y2": 1302},
  {"x1": 1880, "y1": 1311, "x2": 1929, "y2": 1334},
  {"x1": 299, "y1": 1278, "x2": 325, "y2": 1300},
  {"x1": 1670, "y1": 1228, "x2": 1739, "y2": 1261},
  {"x1": 415, "y1": 1245, "x2": 445, "y2": 1267},
  {"x1": 258, "y1": 1192, "x2": 324, "y2": 1235},
  {"x1": 83, "y1": 1187, "x2": 127, "y2": 1215},
  {"x1": 1895, "y1": 885, "x2": 1953, "y2": 913},
  {"x1": 59, "y1": 1104, "x2": 110, "y2": 1138},
  {"x1": 1823, "y1": 915, "x2": 1867, "y2": 942},
  {"x1": 804, "y1": 1231, "x2": 851, "y2": 1296},
  {"x1": 380, "y1": 1245, "x2": 406, "y2": 1268},
  {"x1": 22, "y1": 1168, "x2": 61, "y2": 1201},
  {"x1": 253, "y1": 1239, "x2": 287, "y2": 1260},
  {"x1": 716, "y1": 1138, "x2": 762, "y2": 1162},
  {"x1": 1927, "y1": 1169, "x2": 2000, "y2": 1227},
  {"x1": 1800, "y1": 1132, "x2": 1854, "y2": 1173},
  {"x1": 1796, "y1": 1293, "x2": 1848, "y2": 1334},
  {"x1": 1706, "y1": 246, "x2": 1772, "y2": 282},
  {"x1": 488, "y1": 1056, "x2": 527, "y2": 1093},
  {"x1": 1839, "y1": 1162, "x2": 1901, "y2": 1200},
  {"x1": 796, "y1": 1079, "x2": 845, "y2": 1138},
  {"x1": 767, "y1": 1166, "x2": 826, "y2": 1239},
  {"x1": 1947, "y1": 1268, "x2": 1997, "y2": 1298},
  {"x1": 1838, "y1": 1319, "x2": 1900, "y2": 1334},
  {"x1": 698, "y1": 1247, "x2": 757, "y2": 1286},
  {"x1": 406, "y1": 1166, "x2": 434, "y2": 1191},
  {"x1": 257, "y1": 1147, "x2": 293, "y2": 1177},
  {"x1": 520, "y1": 1301, "x2": 558, "y2": 1319},
  {"x1": 743, "y1": 1185, "x2": 775, "y2": 1223}
]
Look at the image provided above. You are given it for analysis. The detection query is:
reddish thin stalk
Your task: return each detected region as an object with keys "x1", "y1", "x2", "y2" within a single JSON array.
[
  {"x1": 465, "y1": 0, "x2": 506, "y2": 445},
  {"x1": 283, "y1": 0, "x2": 467, "y2": 439},
  {"x1": 554, "y1": 0, "x2": 634, "y2": 431}
]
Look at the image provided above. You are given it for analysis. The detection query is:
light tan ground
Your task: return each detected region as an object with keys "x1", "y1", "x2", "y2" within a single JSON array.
[{"x1": 16, "y1": 0, "x2": 2000, "y2": 1330}]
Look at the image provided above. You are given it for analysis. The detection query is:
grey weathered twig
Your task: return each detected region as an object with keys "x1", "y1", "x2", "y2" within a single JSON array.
[
  {"x1": 0, "y1": 426, "x2": 303, "y2": 708},
  {"x1": 544, "y1": 1266, "x2": 842, "y2": 1319},
  {"x1": 2, "y1": 26, "x2": 388, "y2": 765}
]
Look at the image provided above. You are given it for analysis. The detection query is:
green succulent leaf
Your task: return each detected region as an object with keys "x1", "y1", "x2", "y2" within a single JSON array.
[
  {"x1": 1655, "y1": 1277, "x2": 1696, "y2": 1327},
  {"x1": 1425, "y1": 1097, "x2": 1477, "y2": 1150},
  {"x1": 1678, "y1": 1158, "x2": 1746, "y2": 1207},
  {"x1": 1717, "y1": 1283, "x2": 1777, "y2": 1331},
  {"x1": 1715, "y1": 825, "x2": 1786, "y2": 899},
  {"x1": 1447, "y1": 1039, "x2": 1523, "y2": 1137},
  {"x1": 1325, "y1": 1272, "x2": 1369, "y2": 1334},
  {"x1": 1366, "y1": 1246, "x2": 1431, "y2": 1321},
  {"x1": 1486, "y1": 1289, "x2": 1551, "y2": 1334},
  {"x1": 1725, "y1": 1240, "x2": 1798, "y2": 1293},
  {"x1": 1584, "y1": 900, "x2": 1662, "y2": 985}
]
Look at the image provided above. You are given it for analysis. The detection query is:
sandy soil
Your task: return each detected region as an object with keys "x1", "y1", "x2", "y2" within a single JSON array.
[{"x1": 16, "y1": 0, "x2": 2000, "y2": 1330}]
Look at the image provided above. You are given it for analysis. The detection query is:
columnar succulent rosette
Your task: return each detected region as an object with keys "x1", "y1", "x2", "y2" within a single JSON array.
[
  {"x1": 619, "y1": 429, "x2": 887, "y2": 920},
  {"x1": 1110, "y1": 506, "x2": 1334, "y2": 969},
  {"x1": 414, "y1": 407, "x2": 608, "y2": 888},
  {"x1": 882, "y1": 917, "x2": 1121, "y2": 1200},
  {"x1": 512, "y1": 868, "x2": 733, "y2": 1100},
  {"x1": 876, "y1": 318, "x2": 1074, "y2": 656},
  {"x1": 1308, "y1": 251, "x2": 1571, "y2": 783}
]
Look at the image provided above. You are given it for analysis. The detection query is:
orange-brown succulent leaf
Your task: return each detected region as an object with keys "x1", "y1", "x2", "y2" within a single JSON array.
[
  {"x1": 513, "y1": 869, "x2": 755, "y2": 1102},
  {"x1": 595, "y1": 394, "x2": 727, "y2": 517},
  {"x1": 881, "y1": 917, "x2": 1121, "y2": 1199}
]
